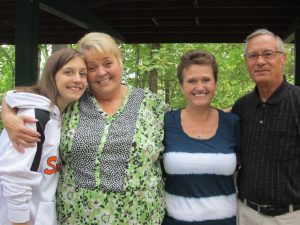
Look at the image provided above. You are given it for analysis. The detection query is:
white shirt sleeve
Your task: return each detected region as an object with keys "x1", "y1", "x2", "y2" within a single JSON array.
[{"x1": 0, "y1": 108, "x2": 43, "y2": 223}]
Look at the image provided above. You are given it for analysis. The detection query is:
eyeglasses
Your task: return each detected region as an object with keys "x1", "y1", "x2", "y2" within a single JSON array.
[{"x1": 244, "y1": 50, "x2": 284, "y2": 61}]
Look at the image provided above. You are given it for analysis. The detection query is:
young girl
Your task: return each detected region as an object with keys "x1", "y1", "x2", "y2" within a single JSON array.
[{"x1": 0, "y1": 48, "x2": 87, "y2": 225}]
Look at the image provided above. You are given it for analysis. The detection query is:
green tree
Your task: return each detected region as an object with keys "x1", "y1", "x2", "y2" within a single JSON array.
[
  {"x1": 0, "y1": 45, "x2": 15, "y2": 130},
  {"x1": 0, "y1": 43, "x2": 296, "y2": 131},
  {"x1": 0, "y1": 45, "x2": 15, "y2": 99}
]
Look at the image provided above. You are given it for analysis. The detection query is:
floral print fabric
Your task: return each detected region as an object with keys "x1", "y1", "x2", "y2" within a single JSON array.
[{"x1": 56, "y1": 86, "x2": 166, "y2": 225}]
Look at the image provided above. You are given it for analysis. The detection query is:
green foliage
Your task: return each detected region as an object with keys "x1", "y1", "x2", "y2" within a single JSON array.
[
  {"x1": 0, "y1": 45, "x2": 15, "y2": 131},
  {"x1": 0, "y1": 43, "x2": 296, "y2": 131},
  {"x1": 121, "y1": 43, "x2": 256, "y2": 109},
  {"x1": 0, "y1": 45, "x2": 15, "y2": 99},
  {"x1": 284, "y1": 44, "x2": 295, "y2": 83}
]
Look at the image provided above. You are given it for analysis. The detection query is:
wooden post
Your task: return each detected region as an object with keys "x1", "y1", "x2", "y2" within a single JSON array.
[{"x1": 15, "y1": 0, "x2": 39, "y2": 86}]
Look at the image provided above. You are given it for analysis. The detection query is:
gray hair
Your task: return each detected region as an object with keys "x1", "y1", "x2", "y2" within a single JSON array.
[{"x1": 244, "y1": 29, "x2": 285, "y2": 53}]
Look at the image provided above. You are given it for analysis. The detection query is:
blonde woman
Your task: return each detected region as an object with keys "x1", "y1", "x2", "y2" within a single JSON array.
[{"x1": 2, "y1": 33, "x2": 166, "y2": 225}]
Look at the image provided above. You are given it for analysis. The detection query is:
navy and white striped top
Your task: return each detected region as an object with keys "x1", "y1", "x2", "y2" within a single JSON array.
[{"x1": 163, "y1": 109, "x2": 239, "y2": 225}]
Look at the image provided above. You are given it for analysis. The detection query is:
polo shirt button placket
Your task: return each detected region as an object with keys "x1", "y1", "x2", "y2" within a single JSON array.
[{"x1": 259, "y1": 103, "x2": 266, "y2": 125}]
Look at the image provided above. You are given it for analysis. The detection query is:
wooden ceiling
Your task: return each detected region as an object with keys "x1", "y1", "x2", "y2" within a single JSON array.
[{"x1": 1, "y1": 0, "x2": 299, "y2": 44}]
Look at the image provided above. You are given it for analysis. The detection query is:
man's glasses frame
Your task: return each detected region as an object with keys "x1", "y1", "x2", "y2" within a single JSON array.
[{"x1": 244, "y1": 50, "x2": 284, "y2": 61}]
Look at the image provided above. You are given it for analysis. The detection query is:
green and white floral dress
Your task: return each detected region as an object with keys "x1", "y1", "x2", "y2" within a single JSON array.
[{"x1": 56, "y1": 85, "x2": 166, "y2": 225}]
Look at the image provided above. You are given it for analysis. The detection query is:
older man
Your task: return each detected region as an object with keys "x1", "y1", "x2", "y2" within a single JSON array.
[{"x1": 232, "y1": 29, "x2": 300, "y2": 225}]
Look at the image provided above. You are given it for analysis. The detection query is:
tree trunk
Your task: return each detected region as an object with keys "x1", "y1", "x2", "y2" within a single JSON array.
[
  {"x1": 38, "y1": 45, "x2": 41, "y2": 79},
  {"x1": 148, "y1": 43, "x2": 160, "y2": 93},
  {"x1": 135, "y1": 44, "x2": 141, "y2": 88},
  {"x1": 164, "y1": 77, "x2": 170, "y2": 104},
  {"x1": 52, "y1": 44, "x2": 68, "y2": 53}
]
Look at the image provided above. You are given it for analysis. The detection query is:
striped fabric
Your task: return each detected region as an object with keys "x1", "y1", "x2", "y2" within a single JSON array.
[{"x1": 163, "y1": 109, "x2": 239, "y2": 225}]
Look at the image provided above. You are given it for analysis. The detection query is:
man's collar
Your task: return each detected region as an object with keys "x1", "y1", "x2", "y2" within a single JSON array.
[{"x1": 253, "y1": 76, "x2": 288, "y2": 106}]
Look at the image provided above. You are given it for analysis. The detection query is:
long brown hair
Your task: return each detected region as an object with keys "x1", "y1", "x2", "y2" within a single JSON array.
[{"x1": 16, "y1": 48, "x2": 86, "y2": 108}]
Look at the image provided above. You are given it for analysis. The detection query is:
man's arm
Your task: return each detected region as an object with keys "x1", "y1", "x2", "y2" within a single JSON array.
[{"x1": 1, "y1": 99, "x2": 40, "y2": 152}]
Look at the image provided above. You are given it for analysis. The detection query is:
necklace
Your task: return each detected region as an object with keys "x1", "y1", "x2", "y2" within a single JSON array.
[
  {"x1": 182, "y1": 107, "x2": 216, "y2": 139},
  {"x1": 195, "y1": 128, "x2": 212, "y2": 139},
  {"x1": 196, "y1": 132, "x2": 203, "y2": 139}
]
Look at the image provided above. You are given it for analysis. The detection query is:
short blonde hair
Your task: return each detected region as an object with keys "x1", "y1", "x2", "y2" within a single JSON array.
[{"x1": 78, "y1": 32, "x2": 123, "y2": 68}]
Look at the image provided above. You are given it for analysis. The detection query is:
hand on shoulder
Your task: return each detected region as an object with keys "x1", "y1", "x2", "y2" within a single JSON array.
[{"x1": 223, "y1": 107, "x2": 232, "y2": 113}]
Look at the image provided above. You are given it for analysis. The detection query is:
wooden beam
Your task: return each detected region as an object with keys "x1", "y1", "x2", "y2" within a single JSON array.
[
  {"x1": 151, "y1": 18, "x2": 159, "y2": 26},
  {"x1": 284, "y1": 16, "x2": 300, "y2": 43},
  {"x1": 195, "y1": 17, "x2": 200, "y2": 26},
  {"x1": 15, "y1": 0, "x2": 39, "y2": 86},
  {"x1": 39, "y1": 0, "x2": 125, "y2": 42},
  {"x1": 295, "y1": 28, "x2": 300, "y2": 86},
  {"x1": 93, "y1": 8, "x2": 298, "y2": 19},
  {"x1": 93, "y1": 0, "x2": 300, "y2": 10},
  {"x1": 283, "y1": 15, "x2": 300, "y2": 86},
  {"x1": 284, "y1": 30, "x2": 295, "y2": 43}
]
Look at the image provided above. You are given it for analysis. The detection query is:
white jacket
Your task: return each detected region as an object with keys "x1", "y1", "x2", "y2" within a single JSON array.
[{"x1": 0, "y1": 91, "x2": 61, "y2": 225}]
